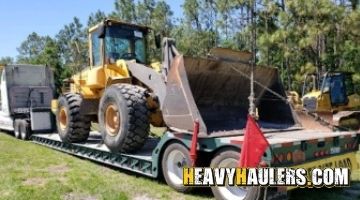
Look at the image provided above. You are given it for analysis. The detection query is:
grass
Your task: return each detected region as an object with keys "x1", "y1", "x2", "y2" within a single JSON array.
[
  {"x1": 0, "y1": 132, "x2": 359, "y2": 200},
  {"x1": 0, "y1": 132, "x2": 212, "y2": 200}
]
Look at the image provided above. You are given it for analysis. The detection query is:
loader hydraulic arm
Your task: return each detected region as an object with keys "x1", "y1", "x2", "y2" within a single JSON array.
[
  {"x1": 125, "y1": 37, "x2": 181, "y2": 107},
  {"x1": 161, "y1": 38, "x2": 180, "y2": 80}
]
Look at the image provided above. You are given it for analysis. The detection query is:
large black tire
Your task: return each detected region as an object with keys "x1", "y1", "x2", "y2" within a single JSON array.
[
  {"x1": 161, "y1": 142, "x2": 193, "y2": 193},
  {"x1": 210, "y1": 149, "x2": 261, "y2": 200},
  {"x1": 56, "y1": 93, "x2": 91, "y2": 143},
  {"x1": 98, "y1": 84, "x2": 150, "y2": 152}
]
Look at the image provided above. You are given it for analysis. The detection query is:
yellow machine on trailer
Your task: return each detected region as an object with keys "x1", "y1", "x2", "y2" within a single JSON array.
[
  {"x1": 53, "y1": 20, "x2": 160, "y2": 152},
  {"x1": 301, "y1": 71, "x2": 360, "y2": 130}
]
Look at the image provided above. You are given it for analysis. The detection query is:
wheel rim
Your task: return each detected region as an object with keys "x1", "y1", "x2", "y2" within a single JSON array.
[
  {"x1": 105, "y1": 103, "x2": 120, "y2": 136},
  {"x1": 167, "y1": 149, "x2": 188, "y2": 186},
  {"x1": 59, "y1": 107, "x2": 68, "y2": 131},
  {"x1": 217, "y1": 157, "x2": 249, "y2": 200}
]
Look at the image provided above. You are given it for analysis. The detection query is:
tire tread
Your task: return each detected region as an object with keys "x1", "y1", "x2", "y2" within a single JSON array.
[{"x1": 57, "y1": 93, "x2": 90, "y2": 142}]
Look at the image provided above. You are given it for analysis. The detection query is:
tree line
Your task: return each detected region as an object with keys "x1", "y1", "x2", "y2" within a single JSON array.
[{"x1": 0, "y1": 0, "x2": 359, "y2": 94}]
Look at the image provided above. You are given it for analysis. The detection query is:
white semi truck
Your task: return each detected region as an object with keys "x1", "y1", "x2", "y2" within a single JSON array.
[{"x1": 0, "y1": 64, "x2": 54, "y2": 140}]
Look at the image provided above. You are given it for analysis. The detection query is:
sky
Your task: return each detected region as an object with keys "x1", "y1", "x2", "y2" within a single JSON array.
[{"x1": 0, "y1": 0, "x2": 183, "y2": 59}]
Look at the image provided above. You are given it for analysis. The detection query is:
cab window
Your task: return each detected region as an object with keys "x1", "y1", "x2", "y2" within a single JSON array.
[
  {"x1": 91, "y1": 32, "x2": 101, "y2": 66},
  {"x1": 344, "y1": 74, "x2": 355, "y2": 96},
  {"x1": 104, "y1": 26, "x2": 146, "y2": 64},
  {"x1": 135, "y1": 39, "x2": 146, "y2": 63}
]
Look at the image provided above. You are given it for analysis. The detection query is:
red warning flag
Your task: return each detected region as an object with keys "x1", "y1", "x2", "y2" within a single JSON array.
[{"x1": 239, "y1": 115, "x2": 269, "y2": 167}]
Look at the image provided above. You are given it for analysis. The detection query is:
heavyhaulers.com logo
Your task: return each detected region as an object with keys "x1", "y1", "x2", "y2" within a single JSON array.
[{"x1": 183, "y1": 167, "x2": 350, "y2": 187}]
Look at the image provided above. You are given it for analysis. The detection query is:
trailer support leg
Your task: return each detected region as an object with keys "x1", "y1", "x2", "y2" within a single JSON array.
[{"x1": 190, "y1": 119, "x2": 199, "y2": 167}]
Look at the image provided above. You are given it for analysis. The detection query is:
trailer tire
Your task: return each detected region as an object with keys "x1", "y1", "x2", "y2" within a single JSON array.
[
  {"x1": 99, "y1": 84, "x2": 150, "y2": 153},
  {"x1": 14, "y1": 120, "x2": 21, "y2": 139},
  {"x1": 210, "y1": 149, "x2": 261, "y2": 200},
  {"x1": 57, "y1": 93, "x2": 90, "y2": 143},
  {"x1": 161, "y1": 142, "x2": 193, "y2": 193},
  {"x1": 19, "y1": 120, "x2": 31, "y2": 140}
]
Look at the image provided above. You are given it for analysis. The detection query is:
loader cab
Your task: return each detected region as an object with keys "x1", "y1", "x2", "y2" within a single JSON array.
[
  {"x1": 89, "y1": 20, "x2": 149, "y2": 67},
  {"x1": 321, "y1": 72, "x2": 354, "y2": 106}
]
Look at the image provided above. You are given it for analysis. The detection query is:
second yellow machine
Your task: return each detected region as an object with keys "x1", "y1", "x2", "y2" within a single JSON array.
[{"x1": 301, "y1": 72, "x2": 360, "y2": 130}]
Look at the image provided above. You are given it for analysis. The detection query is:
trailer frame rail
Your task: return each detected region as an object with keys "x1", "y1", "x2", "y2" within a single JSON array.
[{"x1": 31, "y1": 134, "x2": 156, "y2": 178}]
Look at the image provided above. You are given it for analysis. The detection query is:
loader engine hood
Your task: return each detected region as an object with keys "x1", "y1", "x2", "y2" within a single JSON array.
[
  {"x1": 161, "y1": 55, "x2": 300, "y2": 137},
  {"x1": 302, "y1": 91, "x2": 321, "y2": 112}
]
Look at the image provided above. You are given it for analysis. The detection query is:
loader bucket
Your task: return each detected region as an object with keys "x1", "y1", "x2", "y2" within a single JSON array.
[{"x1": 162, "y1": 54, "x2": 299, "y2": 137}]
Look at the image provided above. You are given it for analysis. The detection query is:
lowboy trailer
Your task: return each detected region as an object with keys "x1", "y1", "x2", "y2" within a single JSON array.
[
  {"x1": 30, "y1": 128, "x2": 360, "y2": 200},
  {"x1": 31, "y1": 129, "x2": 359, "y2": 179}
]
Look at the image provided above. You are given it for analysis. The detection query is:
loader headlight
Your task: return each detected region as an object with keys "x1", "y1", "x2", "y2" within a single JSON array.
[{"x1": 51, "y1": 99, "x2": 58, "y2": 114}]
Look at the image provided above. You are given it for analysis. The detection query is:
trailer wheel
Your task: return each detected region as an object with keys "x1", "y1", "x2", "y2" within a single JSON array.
[
  {"x1": 99, "y1": 84, "x2": 150, "y2": 152},
  {"x1": 56, "y1": 93, "x2": 90, "y2": 143},
  {"x1": 210, "y1": 149, "x2": 261, "y2": 200},
  {"x1": 14, "y1": 120, "x2": 21, "y2": 139},
  {"x1": 162, "y1": 142, "x2": 193, "y2": 193},
  {"x1": 19, "y1": 120, "x2": 31, "y2": 140}
]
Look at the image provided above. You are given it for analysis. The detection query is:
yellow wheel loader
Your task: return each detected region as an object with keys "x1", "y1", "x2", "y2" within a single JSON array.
[
  {"x1": 53, "y1": 19, "x2": 297, "y2": 153},
  {"x1": 53, "y1": 20, "x2": 154, "y2": 152},
  {"x1": 300, "y1": 71, "x2": 360, "y2": 130}
]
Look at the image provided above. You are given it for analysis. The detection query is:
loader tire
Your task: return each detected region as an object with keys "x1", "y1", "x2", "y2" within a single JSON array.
[
  {"x1": 56, "y1": 93, "x2": 90, "y2": 143},
  {"x1": 99, "y1": 84, "x2": 150, "y2": 153},
  {"x1": 210, "y1": 149, "x2": 261, "y2": 200}
]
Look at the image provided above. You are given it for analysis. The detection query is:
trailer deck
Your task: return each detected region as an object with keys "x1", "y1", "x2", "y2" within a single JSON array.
[{"x1": 31, "y1": 132, "x2": 160, "y2": 177}]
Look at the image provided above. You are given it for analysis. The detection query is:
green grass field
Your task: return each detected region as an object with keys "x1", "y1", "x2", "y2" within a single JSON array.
[
  {"x1": 0, "y1": 133, "x2": 212, "y2": 200},
  {"x1": 0, "y1": 132, "x2": 359, "y2": 200}
]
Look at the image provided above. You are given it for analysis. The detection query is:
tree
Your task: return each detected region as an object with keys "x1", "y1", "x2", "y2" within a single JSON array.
[
  {"x1": 0, "y1": 57, "x2": 14, "y2": 65},
  {"x1": 56, "y1": 17, "x2": 88, "y2": 72},
  {"x1": 173, "y1": 0, "x2": 218, "y2": 56},
  {"x1": 136, "y1": 0, "x2": 155, "y2": 25},
  {"x1": 88, "y1": 10, "x2": 107, "y2": 27},
  {"x1": 252, "y1": 0, "x2": 360, "y2": 91},
  {"x1": 183, "y1": 0, "x2": 202, "y2": 30},
  {"x1": 13, "y1": 0, "x2": 360, "y2": 93},
  {"x1": 16, "y1": 33, "x2": 67, "y2": 95},
  {"x1": 111, "y1": 0, "x2": 137, "y2": 23},
  {"x1": 17, "y1": 32, "x2": 47, "y2": 64},
  {"x1": 151, "y1": 1, "x2": 173, "y2": 36},
  {"x1": 36, "y1": 38, "x2": 67, "y2": 96}
]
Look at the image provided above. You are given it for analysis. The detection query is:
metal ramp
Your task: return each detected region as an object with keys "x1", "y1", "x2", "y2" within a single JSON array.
[{"x1": 31, "y1": 132, "x2": 159, "y2": 177}]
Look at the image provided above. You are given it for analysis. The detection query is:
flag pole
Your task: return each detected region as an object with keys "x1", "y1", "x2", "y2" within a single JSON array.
[
  {"x1": 248, "y1": 2, "x2": 269, "y2": 199},
  {"x1": 247, "y1": 0, "x2": 281, "y2": 165},
  {"x1": 249, "y1": 0, "x2": 256, "y2": 117}
]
